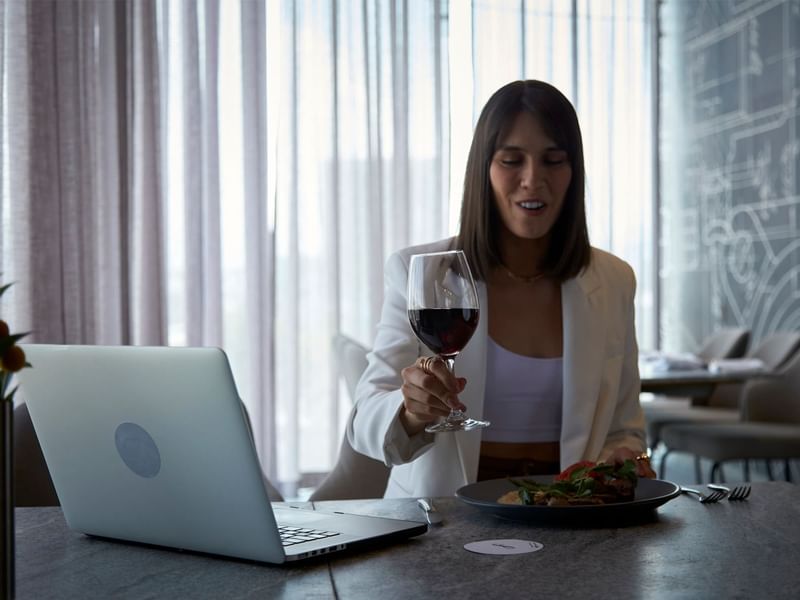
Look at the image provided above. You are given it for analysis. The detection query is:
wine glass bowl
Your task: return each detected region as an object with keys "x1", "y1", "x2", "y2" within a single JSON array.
[{"x1": 407, "y1": 250, "x2": 489, "y2": 433}]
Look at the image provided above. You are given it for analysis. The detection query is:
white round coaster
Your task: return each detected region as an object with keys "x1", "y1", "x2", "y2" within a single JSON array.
[{"x1": 463, "y1": 539, "x2": 544, "y2": 555}]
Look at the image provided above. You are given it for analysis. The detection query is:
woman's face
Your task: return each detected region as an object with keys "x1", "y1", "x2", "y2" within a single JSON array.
[{"x1": 489, "y1": 111, "x2": 572, "y2": 244}]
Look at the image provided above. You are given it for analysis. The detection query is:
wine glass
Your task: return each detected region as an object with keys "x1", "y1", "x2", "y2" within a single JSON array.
[{"x1": 407, "y1": 250, "x2": 489, "y2": 433}]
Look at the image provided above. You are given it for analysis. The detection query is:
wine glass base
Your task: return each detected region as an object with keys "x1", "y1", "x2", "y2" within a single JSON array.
[{"x1": 425, "y1": 418, "x2": 490, "y2": 433}]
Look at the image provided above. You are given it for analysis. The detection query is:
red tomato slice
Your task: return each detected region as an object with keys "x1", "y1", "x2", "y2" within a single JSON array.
[{"x1": 554, "y1": 460, "x2": 598, "y2": 481}]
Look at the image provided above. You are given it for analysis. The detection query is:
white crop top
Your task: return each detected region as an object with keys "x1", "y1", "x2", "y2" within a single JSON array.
[{"x1": 481, "y1": 337, "x2": 563, "y2": 443}]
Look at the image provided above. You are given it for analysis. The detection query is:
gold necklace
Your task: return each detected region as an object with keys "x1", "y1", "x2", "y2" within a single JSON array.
[{"x1": 500, "y1": 263, "x2": 544, "y2": 284}]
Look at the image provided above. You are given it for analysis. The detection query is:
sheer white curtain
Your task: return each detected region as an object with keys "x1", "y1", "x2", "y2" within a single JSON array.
[
  {"x1": 271, "y1": 1, "x2": 449, "y2": 492},
  {"x1": 159, "y1": 0, "x2": 280, "y2": 479},
  {"x1": 1, "y1": 0, "x2": 654, "y2": 497}
]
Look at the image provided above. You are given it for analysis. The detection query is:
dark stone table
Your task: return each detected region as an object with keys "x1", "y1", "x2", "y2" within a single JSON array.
[{"x1": 15, "y1": 481, "x2": 800, "y2": 599}]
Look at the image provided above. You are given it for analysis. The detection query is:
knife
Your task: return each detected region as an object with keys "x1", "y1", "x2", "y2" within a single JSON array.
[{"x1": 417, "y1": 498, "x2": 444, "y2": 526}]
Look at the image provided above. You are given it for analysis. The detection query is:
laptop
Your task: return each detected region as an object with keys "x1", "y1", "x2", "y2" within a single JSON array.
[{"x1": 17, "y1": 344, "x2": 426, "y2": 563}]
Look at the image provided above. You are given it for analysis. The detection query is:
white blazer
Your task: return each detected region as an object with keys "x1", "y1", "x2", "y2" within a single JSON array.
[{"x1": 347, "y1": 238, "x2": 647, "y2": 498}]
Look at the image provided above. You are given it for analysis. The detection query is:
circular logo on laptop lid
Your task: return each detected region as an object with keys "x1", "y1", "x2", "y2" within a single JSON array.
[{"x1": 114, "y1": 422, "x2": 161, "y2": 478}]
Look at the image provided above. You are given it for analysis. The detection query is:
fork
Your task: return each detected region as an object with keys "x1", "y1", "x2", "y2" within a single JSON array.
[
  {"x1": 680, "y1": 486, "x2": 727, "y2": 503},
  {"x1": 708, "y1": 484, "x2": 751, "y2": 501}
]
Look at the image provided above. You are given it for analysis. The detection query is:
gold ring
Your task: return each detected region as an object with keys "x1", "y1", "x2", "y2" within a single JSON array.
[
  {"x1": 416, "y1": 356, "x2": 437, "y2": 374},
  {"x1": 423, "y1": 356, "x2": 436, "y2": 373}
]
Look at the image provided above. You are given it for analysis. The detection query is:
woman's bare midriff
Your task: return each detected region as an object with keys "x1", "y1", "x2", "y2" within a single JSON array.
[
  {"x1": 477, "y1": 441, "x2": 561, "y2": 480},
  {"x1": 480, "y1": 440, "x2": 560, "y2": 462}
]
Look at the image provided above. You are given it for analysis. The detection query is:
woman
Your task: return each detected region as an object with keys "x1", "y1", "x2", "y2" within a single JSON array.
[{"x1": 347, "y1": 80, "x2": 654, "y2": 498}]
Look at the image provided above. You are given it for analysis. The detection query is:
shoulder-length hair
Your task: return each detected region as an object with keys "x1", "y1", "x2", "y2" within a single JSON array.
[{"x1": 456, "y1": 80, "x2": 591, "y2": 282}]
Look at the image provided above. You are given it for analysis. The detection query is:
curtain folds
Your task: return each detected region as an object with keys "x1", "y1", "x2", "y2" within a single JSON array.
[
  {"x1": 239, "y1": 0, "x2": 277, "y2": 491},
  {"x1": 128, "y1": 0, "x2": 166, "y2": 346},
  {"x1": 1, "y1": 0, "x2": 164, "y2": 346},
  {"x1": 181, "y1": 0, "x2": 223, "y2": 349},
  {"x1": 271, "y1": 0, "x2": 450, "y2": 491},
  {"x1": 1, "y1": 0, "x2": 654, "y2": 496}
]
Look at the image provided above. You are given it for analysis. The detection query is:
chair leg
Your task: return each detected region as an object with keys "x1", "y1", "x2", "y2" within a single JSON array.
[
  {"x1": 710, "y1": 462, "x2": 722, "y2": 483},
  {"x1": 658, "y1": 449, "x2": 671, "y2": 480},
  {"x1": 693, "y1": 455, "x2": 702, "y2": 484},
  {"x1": 785, "y1": 459, "x2": 792, "y2": 482},
  {"x1": 743, "y1": 459, "x2": 750, "y2": 482},
  {"x1": 766, "y1": 460, "x2": 775, "y2": 481}
]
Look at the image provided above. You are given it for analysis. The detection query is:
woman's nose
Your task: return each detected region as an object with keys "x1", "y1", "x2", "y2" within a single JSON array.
[{"x1": 519, "y1": 160, "x2": 540, "y2": 189}]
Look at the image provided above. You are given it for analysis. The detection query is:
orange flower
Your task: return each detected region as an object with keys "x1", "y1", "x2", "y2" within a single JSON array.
[
  {"x1": 1, "y1": 345, "x2": 26, "y2": 373},
  {"x1": 0, "y1": 320, "x2": 8, "y2": 338}
]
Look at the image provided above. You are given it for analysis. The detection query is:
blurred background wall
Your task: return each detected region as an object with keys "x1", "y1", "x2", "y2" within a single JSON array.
[{"x1": 660, "y1": 0, "x2": 800, "y2": 352}]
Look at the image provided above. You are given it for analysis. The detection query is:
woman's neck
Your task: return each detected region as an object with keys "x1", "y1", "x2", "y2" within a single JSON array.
[{"x1": 497, "y1": 233, "x2": 549, "y2": 279}]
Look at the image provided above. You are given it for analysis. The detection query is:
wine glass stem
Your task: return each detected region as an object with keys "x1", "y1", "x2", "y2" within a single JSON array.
[{"x1": 442, "y1": 356, "x2": 465, "y2": 423}]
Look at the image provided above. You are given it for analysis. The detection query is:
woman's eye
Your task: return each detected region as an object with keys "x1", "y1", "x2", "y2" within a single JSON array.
[
  {"x1": 544, "y1": 153, "x2": 568, "y2": 165},
  {"x1": 499, "y1": 158, "x2": 522, "y2": 166}
]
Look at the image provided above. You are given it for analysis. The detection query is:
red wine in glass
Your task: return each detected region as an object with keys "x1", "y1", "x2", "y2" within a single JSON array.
[
  {"x1": 408, "y1": 308, "x2": 479, "y2": 358},
  {"x1": 406, "y1": 250, "x2": 489, "y2": 433}
]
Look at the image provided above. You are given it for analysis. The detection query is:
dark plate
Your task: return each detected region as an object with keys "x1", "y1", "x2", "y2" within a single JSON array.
[{"x1": 456, "y1": 477, "x2": 681, "y2": 526}]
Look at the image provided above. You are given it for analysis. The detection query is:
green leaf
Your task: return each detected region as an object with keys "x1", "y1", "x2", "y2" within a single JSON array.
[
  {"x1": 616, "y1": 459, "x2": 638, "y2": 481},
  {"x1": 589, "y1": 463, "x2": 615, "y2": 474},
  {"x1": 0, "y1": 282, "x2": 14, "y2": 299},
  {"x1": 510, "y1": 478, "x2": 548, "y2": 493},
  {"x1": 569, "y1": 466, "x2": 593, "y2": 481},
  {"x1": 574, "y1": 478, "x2": 596, "y2": 495}
]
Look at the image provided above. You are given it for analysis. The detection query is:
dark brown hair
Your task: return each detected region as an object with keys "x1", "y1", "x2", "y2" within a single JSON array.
[{"x1": 456, "y1": 80, "x2": 591, "y2": 282}]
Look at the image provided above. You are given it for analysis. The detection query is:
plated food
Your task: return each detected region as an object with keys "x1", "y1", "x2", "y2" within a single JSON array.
[{"x1": 497, "y1": 460, "x2": 638, "y2": 506}]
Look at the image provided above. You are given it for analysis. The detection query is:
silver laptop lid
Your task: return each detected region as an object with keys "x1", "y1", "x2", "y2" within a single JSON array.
[{"x1": 18, "y1": 344, "x2": 287, "y2": 563}]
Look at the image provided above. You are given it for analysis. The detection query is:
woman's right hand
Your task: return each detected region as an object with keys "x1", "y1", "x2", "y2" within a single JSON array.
[{"x1": 399, "y1": 357, "x2": 466, "y2": 436}]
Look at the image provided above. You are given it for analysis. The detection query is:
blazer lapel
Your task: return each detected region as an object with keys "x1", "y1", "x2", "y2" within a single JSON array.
[{"x1": 560, "y1": 263, "x2": 607, "y2": 467}]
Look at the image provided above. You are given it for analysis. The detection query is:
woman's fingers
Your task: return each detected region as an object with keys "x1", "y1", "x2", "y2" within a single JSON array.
[
  {"x1": 401, "y1": 383, "x2": 452, "y2": 419},
  {"x1": 427, "y1": 358, "x2": 460, "y2": 392},
  {"x1": 401, "y1": 363, "x2": 466, "y2": 414},
  {"x1": 636, "y1": 459, "x2": 657, "y2": 479},
  {"x1": 401, "y1": 369, "x2": 463, "y2": 412},
  {"x1": 606, "y1": 447, "x2": 656, "y2": 479},
  {"x1": 399, "y1": 358, "x2": 470, "y2": 437},
  {"x1": 414, "y1": 356, "x2": 460, "y2": 393}
]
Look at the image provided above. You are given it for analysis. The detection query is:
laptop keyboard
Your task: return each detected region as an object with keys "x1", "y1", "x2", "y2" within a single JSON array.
[{"x1": 278, "y1": 525, "x2": 341, "y2": 547}]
